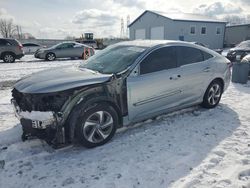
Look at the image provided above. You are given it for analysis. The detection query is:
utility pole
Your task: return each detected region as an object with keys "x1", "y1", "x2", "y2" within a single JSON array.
[
  {"x1": 120, "y1": 18, "x2": 124, "y2": 39},
  {"x1": 126, "y1": 15, "x2": 130, "y2": 38}
]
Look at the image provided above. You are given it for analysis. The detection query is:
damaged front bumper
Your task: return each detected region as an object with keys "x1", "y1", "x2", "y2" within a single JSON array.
[{"x1": 11, "y1": 99, "x2": 65, "y2": 147}]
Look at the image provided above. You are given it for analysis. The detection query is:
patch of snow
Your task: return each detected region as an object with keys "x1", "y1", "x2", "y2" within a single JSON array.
[{"x1": 0, "y1": 55, "x2": 84, "y2": 88}]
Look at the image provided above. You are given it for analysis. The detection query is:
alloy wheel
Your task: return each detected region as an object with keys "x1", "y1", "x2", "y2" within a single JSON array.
[
  {"x1": 82, "y1": 111, "x2": 114, "y2": 143},
  {"x1": 47, "y1": 53, "x2": 55, "y2": 61},
  {"x1": 208, "y1": 83, "x2": 221, "y2": 105},
  {"x1": 4, "y1": 54, "x2": 14, "y2": 63}
]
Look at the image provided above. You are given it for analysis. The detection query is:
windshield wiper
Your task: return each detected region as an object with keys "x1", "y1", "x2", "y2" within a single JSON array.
[{"x1": 79, "y1": 67, "x2": 101, "y2": 74}]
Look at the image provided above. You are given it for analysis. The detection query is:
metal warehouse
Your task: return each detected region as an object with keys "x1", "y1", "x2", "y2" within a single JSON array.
[
  {"x1": 225, "y1": 24, "x2": 250, "y2": 47},
  {"x1": 128, "y1": 10, "x2": 226, "y2": 49}
]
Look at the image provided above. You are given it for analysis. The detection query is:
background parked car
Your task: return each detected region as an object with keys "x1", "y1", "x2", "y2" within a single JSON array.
[
  {"x1": 34, "y1": 42, "x2": 94, "y2": 61},
  {"x1": 22, "y1": 43, "x2": 43, "y2": 54},
  {"x1": 241, "y1": 54, "x2": 250, "y2": 76},
  {"x1": 0, "y1": 38, "x2": 24, "y2": 63},
  {"x1": 226, "y1": 40, "x2": 250, "y2": 61},
  {"x1": 191, "y1": 42, "x2": 223, "y2": 54}
]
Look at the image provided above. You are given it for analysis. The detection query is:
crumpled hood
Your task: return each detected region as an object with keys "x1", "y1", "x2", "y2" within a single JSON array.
[{"x1": 14, "y1": 66, "x2": 112, "y2": 93}]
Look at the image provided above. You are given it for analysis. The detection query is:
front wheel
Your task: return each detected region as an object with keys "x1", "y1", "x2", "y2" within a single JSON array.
[
  {"x1": 75, "y1": 103, "x2": 118, "y2": 148},
  {"x1": 202, "y1": 80, "x2": 223, "y2": 109},
  {"x1": 46, "y1": 52, "x2": 56, "y2": 61}
]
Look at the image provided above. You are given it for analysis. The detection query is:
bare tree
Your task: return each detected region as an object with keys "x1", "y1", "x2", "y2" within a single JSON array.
[
  {"x1": 64, "y1": 35, "x2": 76, "y2": 40},
  {"x1": 223, "y1": 15, "x2": 250, "y2": 26},
  {"x1": 16, "y1": 25, "x2": 23, "y2": 39},
  {"x1": 0, "y1": 18, "x2": 16, "y2": 38}
]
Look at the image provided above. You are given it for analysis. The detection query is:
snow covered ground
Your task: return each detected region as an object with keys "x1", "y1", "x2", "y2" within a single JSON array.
[
  {"x1": 0, "y1": 55, "x2": 250, "y2": 188},
  {"x1": 0, "y1": 55, "x2": 84, "y2": 89}
]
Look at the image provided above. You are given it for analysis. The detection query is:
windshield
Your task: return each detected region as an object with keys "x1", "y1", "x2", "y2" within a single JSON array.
[{"x1": 80, "y1": 45, "x2": 146, "y2": 74}]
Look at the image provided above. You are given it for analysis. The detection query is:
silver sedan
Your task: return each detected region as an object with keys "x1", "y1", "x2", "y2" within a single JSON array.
[
  {"x1": 34, "y1": 42, "x2": 94, "y2": 61},
  {"x1": 12, "y1": 40, "x2": 231, "y2": 148}
]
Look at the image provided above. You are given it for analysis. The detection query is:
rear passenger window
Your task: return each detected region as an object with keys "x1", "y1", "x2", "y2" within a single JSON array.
[
  {"x1": 177, "y1": 46, "x2": 203, "y2": 66},
  {"x1": 140, "y1": 47, "x2": 177, "y2": 75},
  {"x1": 0, "y1": 39, "x2": 10, "y2": 46},
  {"x1": 203, "y1": 51, "x2": 213, "y2": 60}
]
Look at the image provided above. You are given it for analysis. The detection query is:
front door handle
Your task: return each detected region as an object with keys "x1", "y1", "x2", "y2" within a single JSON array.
[
  {"x1": 170, "y1": 74, "x2": 181, "y2": 80},
  {"x1": 203, "y1": 67, "x2": 211, "y2": 72}
]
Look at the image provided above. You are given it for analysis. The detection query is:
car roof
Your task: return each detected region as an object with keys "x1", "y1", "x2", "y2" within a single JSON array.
[
  {"x1": 115, "y1": 40, "x2": 220, "y2": 57},
  {"x1": 116, "y1": 40, "x2": 204, "y2": 48},
  {"x1": 61, "y1": 41, "x2": 76, "y2": 43}
]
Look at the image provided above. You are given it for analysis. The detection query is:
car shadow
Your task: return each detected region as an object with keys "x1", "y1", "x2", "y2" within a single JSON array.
[{"x1": 0, "y1": 103, "x2": 241, "y2": 187}]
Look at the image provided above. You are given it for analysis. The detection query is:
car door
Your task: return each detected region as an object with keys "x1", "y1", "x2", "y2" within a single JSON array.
[
  {"x1": 54, "y1": 43, "x2": 73, "y2": 58},
  {"x1": 54, "y1": 44, "x2": 66, "y2": 58},
  {"x1": 72, "y1": 44, "x2": 83, "y2": 57},
  {"x1": 63, "y1": 43, "x2": 75, "y2": 58},
  {"x1": 175, "y1": 46, "x2": 215, "y2": 104},
  {"x1": 127, "y1": 46, "x2": 184, "y2": 122}
]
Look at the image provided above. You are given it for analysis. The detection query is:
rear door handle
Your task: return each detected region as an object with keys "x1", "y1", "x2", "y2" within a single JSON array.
[{"x1": 203, "y1": 67, "x2": 211, "y2": 72}]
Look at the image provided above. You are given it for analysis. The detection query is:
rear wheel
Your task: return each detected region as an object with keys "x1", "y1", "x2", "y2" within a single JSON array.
[
  {"x1": 3, "y1": 53, "x2": 15, "y2": 63},
  {"x1": 202, "y1": 80, "x2": 223, "y2": 108},
  {"x1": 46, "y1": 52, "x2": 56, "y2": 61},
  {"x1": 75, "y1": 103, "x2": 118, "y2": 148}
]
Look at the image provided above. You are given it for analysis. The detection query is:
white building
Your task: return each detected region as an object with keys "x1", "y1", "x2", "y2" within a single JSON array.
[{"x1": 128, "y1": 10, "x2": 226, "y2": 49}]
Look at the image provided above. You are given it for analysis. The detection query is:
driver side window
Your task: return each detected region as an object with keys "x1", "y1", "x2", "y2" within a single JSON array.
[
  {"x1": 140, "y1": 47, "x2": 177, "y2": 75},
  {"x1": 57, "y1": 43, "x2": 74, "y2": 49}
]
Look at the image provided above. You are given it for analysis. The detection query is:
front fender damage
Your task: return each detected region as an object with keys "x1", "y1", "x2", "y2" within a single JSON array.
[{"x1": 12, "y1": 75, "x2": 128, "y2": 148}]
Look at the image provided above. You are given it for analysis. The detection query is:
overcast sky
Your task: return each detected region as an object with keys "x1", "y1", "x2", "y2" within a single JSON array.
[{"x1": 0, "y1": 0, "x2": 249, "y2": 39}]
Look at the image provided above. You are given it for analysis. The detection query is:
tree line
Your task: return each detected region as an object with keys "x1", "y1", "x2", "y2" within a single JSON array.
[{"x1": 0, "y1": 18, "x2": 23, "y2": 39}]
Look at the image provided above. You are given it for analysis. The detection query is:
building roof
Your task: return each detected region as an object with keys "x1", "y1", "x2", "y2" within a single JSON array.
[
  {"x1": 226, "y1": 23, "x2": 250, "y2": 28},
  {"x1": 128, "y1": 10, "x2": 227, "y2": 27}
]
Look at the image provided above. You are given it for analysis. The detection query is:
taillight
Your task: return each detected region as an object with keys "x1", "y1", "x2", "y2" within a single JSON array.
[{"x1": 18, "y1": 44, "x2": 23, "y2": 50}]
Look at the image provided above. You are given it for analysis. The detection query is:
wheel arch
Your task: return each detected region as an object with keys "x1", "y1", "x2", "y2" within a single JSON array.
[
  {"x1": 203, "y1": 77, "x2": 224, "y2": 99},
  {"x1": 64, "y1": 93, "x2": 123, "y2": 143},
  {"x1": 1, "y1": 51, "x2": 16, "y2": 59},
  {"x1": 46, "y1": 51, "x2": 56, "y2": 59},
  {"x1": 212, "y1": 77, "x2": 225, "y2": 92}
]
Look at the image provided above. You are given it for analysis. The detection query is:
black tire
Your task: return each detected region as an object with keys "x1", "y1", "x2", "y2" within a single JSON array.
[
  {"x1": 75, "y1": 103, "x2": 118, "y2": 148},
  {"x1": 46, "y1": 52, "x2": 56, "y2": 61},
  {"x1": 3, "y1": 53, "x2": 15, "y2": 63},
  {"x1": 201, "y1": 80, "x2": 223, "y2": 109}
]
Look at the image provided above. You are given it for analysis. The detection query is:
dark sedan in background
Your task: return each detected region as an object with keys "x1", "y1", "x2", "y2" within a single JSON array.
[
  {"x1": 227, "y1": 40, "x2": 250, "y2": 61},
  {"x1": 35, "y1": 42, "x2": 95, "y2": 61}
]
